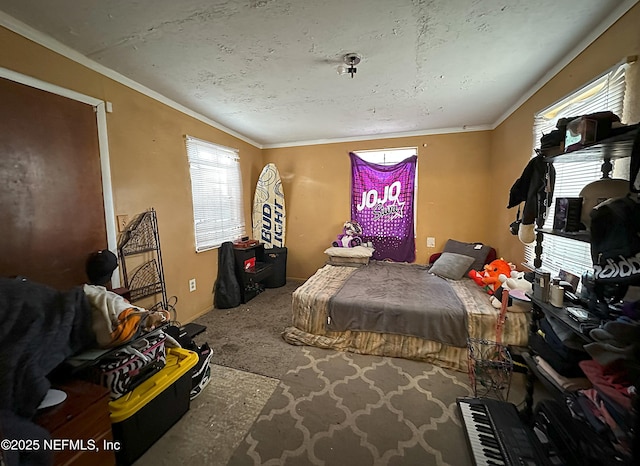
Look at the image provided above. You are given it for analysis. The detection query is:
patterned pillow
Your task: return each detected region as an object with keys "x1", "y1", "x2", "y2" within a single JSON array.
[
  {"x1": 324, "y1": 246, "x2": 373, "y2": 258},
  {"x1": 324, "y1": 246, "x2": 373, "y2": 267}
]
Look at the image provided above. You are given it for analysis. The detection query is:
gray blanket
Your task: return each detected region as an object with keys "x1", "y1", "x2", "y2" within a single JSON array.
[
  {"x1": 0, "y1": 277, "x2": 96, "y2": 466},
  {"x1": 327, "y1": 261, "x2": 469, "y2": 347}
]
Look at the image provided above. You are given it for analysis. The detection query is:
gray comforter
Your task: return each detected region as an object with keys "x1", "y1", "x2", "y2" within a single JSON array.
[
  {"x1": 327, "y1": 261, "x2": 469, "y2": 347},
  {"x1": 0, "y1": 277, "x2": 96, "y2": 466}
]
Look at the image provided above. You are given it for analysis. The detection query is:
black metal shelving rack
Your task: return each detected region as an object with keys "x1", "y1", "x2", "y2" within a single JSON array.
[
  {"x1": 117, "y1": 208, "x2": 168, "y2": 311},
  {"x1": 524, "y1": 125, "x2": 639, "y2": 464}
]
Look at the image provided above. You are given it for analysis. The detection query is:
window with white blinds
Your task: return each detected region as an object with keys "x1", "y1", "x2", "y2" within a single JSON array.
[
  {"x1": 186, "y1": 136, "x2": 245, "y2": 252},
  {"x1": 354, "y1": 147, "x2": 418, "y2": 165},
  {"x1": 524, "y1": 64, "x2": 627, "y2": 281}
]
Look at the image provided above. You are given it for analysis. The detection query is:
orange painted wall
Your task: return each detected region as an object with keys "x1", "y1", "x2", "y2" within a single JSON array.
[
  {"x1": 491, "y1": 3, "x2": 640, "y2": 268},
  {"x1": 0, "y1": 27, "x2": 263, "y2": 323},
  {"x1": 1, "y1": 1, "x2": 639, "y2": 321},
  {"x1": 264, "y1": 131, "x2": 493, "y2": 279}
]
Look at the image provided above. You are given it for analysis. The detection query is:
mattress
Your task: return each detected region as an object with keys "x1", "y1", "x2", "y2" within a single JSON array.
[{"x1": 282, "y1": 263, "x2": 530, "y2": 373}]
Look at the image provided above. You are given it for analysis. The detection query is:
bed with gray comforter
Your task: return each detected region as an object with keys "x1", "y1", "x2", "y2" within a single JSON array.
[{"x1": 283, "y1": 261, "x2": 530, "y2": 372}]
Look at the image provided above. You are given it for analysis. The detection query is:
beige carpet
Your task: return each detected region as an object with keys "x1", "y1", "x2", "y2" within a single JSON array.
[
  {"x1": 134, "y1": 365, "x2": 280, "y2": 466},
  {"x1": 228, "y1": 347, "x2": 477, "y2": 466},
  {"x1": 131, "y1": 281, "x2": 534, "y2": 466},
  {"x1": 133, "y1": 350, "x2": 531, "y2": 466}
]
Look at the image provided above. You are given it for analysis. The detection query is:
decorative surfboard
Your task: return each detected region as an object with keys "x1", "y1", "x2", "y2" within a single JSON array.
[{"x1": 252, "y1": 163, "x2": 286, "y2": 248}]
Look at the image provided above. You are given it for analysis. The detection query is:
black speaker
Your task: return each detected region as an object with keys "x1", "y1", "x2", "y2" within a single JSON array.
[
  {"x1": 553, "y1": 197, "x2": 583, "y2": 232},
  {"x1": 263, "y1": 247, "x2": 287, "y2": 288}
]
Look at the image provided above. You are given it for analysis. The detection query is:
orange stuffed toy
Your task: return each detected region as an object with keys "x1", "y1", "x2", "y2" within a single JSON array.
[{"x1": 468, "y1": 259, "x2": 515, "y2": 295}]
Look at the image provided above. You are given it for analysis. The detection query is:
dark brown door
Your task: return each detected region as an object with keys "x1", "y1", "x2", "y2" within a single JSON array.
[{"x1": 0, "y1": 77, "x2": 107, "y2": 290}]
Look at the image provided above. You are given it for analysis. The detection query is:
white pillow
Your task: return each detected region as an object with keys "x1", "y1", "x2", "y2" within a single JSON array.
[{"x1": 324, "y1": 246, "x2": 374, "y2": 258}]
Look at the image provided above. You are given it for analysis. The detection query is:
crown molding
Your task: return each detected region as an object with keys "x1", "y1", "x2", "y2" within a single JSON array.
[
  {"x1": 0, "y1": 11, "x2": 263, "y2": 149},
  {"x1": 492, "y1": 0, "x2": 640, "y2": 130},
  {"x1": 262, "y1": 125, "x2": 493, "y2": 149},
  {"x1": 3, "y1": 1, "x2": 637, "y2": 150}
]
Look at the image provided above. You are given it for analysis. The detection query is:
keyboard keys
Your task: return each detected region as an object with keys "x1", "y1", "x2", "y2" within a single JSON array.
[{"x1": 457, "y1": 397, "x2": 550, "y2": 466}]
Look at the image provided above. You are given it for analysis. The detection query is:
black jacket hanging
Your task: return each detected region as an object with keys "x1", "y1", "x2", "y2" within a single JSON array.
[
  {"x1": 213, "y1": 241, "x2": 241, "y2": 309},
  {"x1": 508, "y1": 154, "x2": 556, "y2": 227}
]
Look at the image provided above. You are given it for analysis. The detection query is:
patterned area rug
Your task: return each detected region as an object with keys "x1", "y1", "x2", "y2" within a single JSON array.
[{"x1": 228, "y1": 347, "x2": 475, "y2": 466}]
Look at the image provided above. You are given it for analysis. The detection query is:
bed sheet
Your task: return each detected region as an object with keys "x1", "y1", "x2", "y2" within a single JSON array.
[{"x1": 282, "y1": 264, "x2": 530, "y2": 373}]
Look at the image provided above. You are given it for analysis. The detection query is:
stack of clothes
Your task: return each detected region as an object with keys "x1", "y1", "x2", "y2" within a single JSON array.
[
  {"x1": 573, "y1": 310, "x2": 640, "y2": 460},
  {"x1": 530, "y1": 304, "x2": 639, "y2": 463},
  {"x1": 530, "y1": 311, "x2": 592, "y2": 389}
]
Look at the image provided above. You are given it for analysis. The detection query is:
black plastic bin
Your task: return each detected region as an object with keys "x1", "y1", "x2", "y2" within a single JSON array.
[
  {"x1": 263, "y1": 246, "x2": 287, "y2": 288},
  {"x1": 109, "y1": 349, "x2": 197, "y2": 465}
]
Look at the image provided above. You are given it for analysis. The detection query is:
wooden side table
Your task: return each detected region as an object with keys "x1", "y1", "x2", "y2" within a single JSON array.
[{"x1": 35, "y1": 379, "x2": 116, "y2": 466}]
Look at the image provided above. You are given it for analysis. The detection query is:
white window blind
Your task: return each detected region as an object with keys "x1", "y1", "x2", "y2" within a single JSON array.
[
  {"x1": 524, "y1": 64, "x2": 627, "y2": 280},
  {"x1": 354, "y1": 147, "x2": 418, "y2": 165},
  {"x1": 186, "y1": 136, "x2": 245, "y2": 252}
]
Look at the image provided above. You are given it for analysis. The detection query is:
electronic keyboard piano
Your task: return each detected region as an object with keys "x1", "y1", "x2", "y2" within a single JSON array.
[{"x1": 456, "y1": 397, "x2": 551, "y2": 466}]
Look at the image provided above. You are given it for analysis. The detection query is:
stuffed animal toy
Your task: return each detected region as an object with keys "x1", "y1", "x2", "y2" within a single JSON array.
[
  {"x1": 504, "y1": 271, "x2": 533, "y2": 296},
  {"x1": 332, "y1": 220, "x2": 363, "y2": 248},
  {"x1": 489, "y1": 270, "x2": 533, "y2": 311},
  {"x1": 143, "y1": 309, "x2": 171, "y2": 332},
  {"x1": 468, "y1": 258, "x2": 515, "y2": 295}
]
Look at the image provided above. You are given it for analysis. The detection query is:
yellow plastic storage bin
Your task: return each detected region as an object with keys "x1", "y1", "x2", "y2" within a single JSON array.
[{"x1": 109, "y1": 347, "x2": 198, "y2": 465}]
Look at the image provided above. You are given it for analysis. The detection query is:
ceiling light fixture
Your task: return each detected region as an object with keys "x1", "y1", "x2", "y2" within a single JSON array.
[{"x1": 337, "y1": 53, "x2": 362, "y2": 78}]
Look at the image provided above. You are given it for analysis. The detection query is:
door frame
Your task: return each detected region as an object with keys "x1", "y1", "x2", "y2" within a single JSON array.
[{"x1": 0, "y1": 66, "x2": 120, "y2": 286}]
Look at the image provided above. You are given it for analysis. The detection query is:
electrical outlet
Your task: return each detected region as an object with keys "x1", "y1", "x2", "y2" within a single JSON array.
[
  {"x1": 117, "y1": 214, "x2": 129, "y2": 232},
  {"x1": 427, "y1": 237, "x2": 436, "y2": 248},
  {"x1": 189, "y1": 278, "x2": 196, "y2": 292}
]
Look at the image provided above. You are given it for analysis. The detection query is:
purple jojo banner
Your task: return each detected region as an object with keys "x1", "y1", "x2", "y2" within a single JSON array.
[{"x1": 350, "y1": 152, "x2": 417, "y2": 262}]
